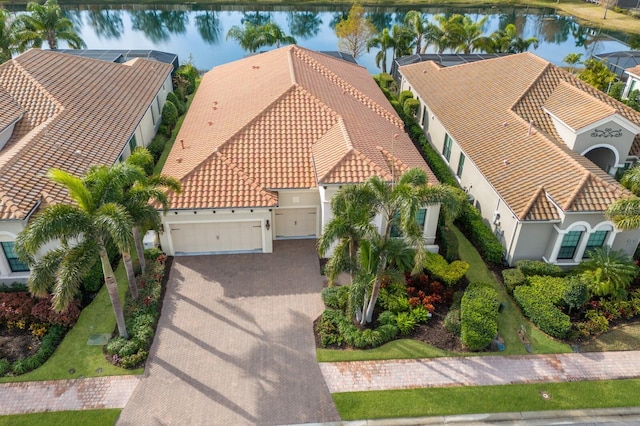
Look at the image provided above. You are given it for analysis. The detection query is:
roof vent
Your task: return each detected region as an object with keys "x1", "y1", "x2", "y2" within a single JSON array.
[
  {"x1": 208, "y1": 121, "x2": 213, "y2": 126},
  {"x1": 176, "y1": 157, "x2": 183, "y2": 163},
  {"x1": 74, "y1": 149, "x2": 82, "y2": 156},
  {"x1": 252, "y1": 65, "x2": 260, "y2": 69},
  {"x1": 503, "y1": 122, "x2": 508, "y2": 127},
  {"x1": 503, "y1": 159, "x2": 510, "y2": 166},
  {"x1": 180, "y1": 139, "x2": 185, "y2": 149},
  {"x1": 422, "y1": 70, "x2": 427, "y2": 74}
]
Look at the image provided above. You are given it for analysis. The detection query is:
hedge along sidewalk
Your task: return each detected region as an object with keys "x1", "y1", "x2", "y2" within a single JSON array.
[
  {"x1": 451, "y1": 225, "x2": 571, "y2": 355},
  {"x1": 0, "y1": 258, "x2": 141, "y2": 383}
]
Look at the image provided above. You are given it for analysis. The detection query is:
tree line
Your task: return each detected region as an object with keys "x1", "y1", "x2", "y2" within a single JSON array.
[{"x1": 335, "y1": 4, "x2": 539, "y2": 73}]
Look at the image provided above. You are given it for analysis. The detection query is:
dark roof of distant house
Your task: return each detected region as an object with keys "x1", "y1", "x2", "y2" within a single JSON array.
[
  {"x1": 319, "y1": 51, "x2": 358, "y2": 64},
  {"x1": 391, "y1": 53, "x2": 511, "y2": 82},
  {"x1": 55, "y1": 49, "x2": 179, "y2": 72},
  {"x1": 594, "y1": 51, "x2": 640, "y2": 79}
]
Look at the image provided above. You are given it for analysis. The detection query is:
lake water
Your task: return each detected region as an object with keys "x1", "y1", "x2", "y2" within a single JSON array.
[{"x1": 40, "y1": 4, "x2": 633, "y2": 73}]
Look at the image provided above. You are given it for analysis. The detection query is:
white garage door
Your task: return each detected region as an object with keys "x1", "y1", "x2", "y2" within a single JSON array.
[
  {"x1": 274, "y1": 208, "x2": 317, "y2": 238},
  {"x1": 169, "y1": 222, "x2": 262, "y2": 254}
]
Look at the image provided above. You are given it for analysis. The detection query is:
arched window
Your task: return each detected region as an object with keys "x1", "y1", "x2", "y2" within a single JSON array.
[{"x1": 557, "y1": 225, "x2": 586, "y2": 260}]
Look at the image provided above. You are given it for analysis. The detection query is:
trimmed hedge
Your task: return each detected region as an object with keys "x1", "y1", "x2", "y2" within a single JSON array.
[
  {"x1": 166, "y1": 91, "x2": 185, "y2": 115},
  {"x1": 403, "y1": 98, "x2": 419, "y2": 117},
  {"x1": 516, "y1": 259, "x2": 563, "y2": 277},
  {"x1": 456, "y1": 204, "x2": 504, "y2": 264},
  {"x1": 160, "y1": 100, "x2": 179, "y2": 136},
  {"x1": 502, "y1": 268, "x2": 526, "y2": 294},
  {"x1": 398, "y1": 90, "x2": 414, "y2": 105},
  {"x1": 423, "y1": 252, "x2": 469, "y2": 287},
  {"x1": 513, "y1": 276, "x2": 571, "y2": 338},
  {"x1": 460, "y1": 282, "x2": 499, "y2": 351}
]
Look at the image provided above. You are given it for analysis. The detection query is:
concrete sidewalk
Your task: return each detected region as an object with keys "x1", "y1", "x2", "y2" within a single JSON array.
[
  {"x1": 319, "y1": 351, "x2": 640, "y2": 393},
  {"x1": 0, "y1": 375, "x2": 140, "y2": 415}
]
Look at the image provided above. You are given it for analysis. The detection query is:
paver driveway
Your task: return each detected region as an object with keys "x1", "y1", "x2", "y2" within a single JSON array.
[{"x1": 117, "y1": 240, "x2": 340, "y2": 425}]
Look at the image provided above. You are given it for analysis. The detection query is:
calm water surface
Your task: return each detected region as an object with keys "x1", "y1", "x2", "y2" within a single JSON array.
[{"x1": 46, "y1": 5, "x2": 632, "y2": 73}]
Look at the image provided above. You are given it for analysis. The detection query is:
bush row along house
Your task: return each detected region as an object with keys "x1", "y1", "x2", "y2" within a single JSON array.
[
  {"x1": 399, "y1": 52, "x2": 640, "y2": 266},
  {"x1": 0, "y1": 49, "x2": 174, "y2": 283}
]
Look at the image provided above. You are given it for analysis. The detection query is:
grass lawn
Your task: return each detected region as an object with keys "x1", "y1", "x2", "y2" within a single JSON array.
[
  {"x1": 581, "y1": 321, "x2": 640, "y2": 352},
  {"x1": 451, "y1": 225, "x2": 571, "y2": 356},
  {"x1": 0, "y1": 259, "x2": 141, "y2": 383},
  {"x1": 333, "y1": 379, "x2": 640, "y2": 420},
  {"x1": 0, "y1": 409, "x2": 120, "y2": 426}
]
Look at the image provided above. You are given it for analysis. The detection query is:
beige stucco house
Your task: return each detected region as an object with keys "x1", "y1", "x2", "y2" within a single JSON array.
[
  {"x1": 0, "y1": 49, "x2": 174, "y2": 283},
  {"x1": 159, "y1": 45, "x2": 441, "y2": 256},
  {"x1": 624, "y1": 64, "x2": 640, "y2": 99},
  {"x1": 399, "y1": 53, "x2": 640, "y2": 266}
]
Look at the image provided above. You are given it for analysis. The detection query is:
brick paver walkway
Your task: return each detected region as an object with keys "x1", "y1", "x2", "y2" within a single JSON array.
[
  {"x1": 319, "y1": 351, "x2": 640, "y2": 393},
  {"x1": 0, "y1": 375, "x2": 140, "y2": 415}
]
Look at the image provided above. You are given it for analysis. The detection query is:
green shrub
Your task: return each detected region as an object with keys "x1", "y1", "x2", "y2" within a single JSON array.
[
  {"x1": 443, "y1": 308, "x2": 461, "y2": 336},
  {"x1": 398, "y1": 90, "x2": 414, "y2": 105},
  {"x1": 423, "y1": 252, "x2": 469, "y2": 287},
  {"x1": 176, "y1": 63, "x2": 198, "y2": 95},
  {"x1": 502, "y1": 269, "x2": 526, "y2": 294},
  {"x1": 120, "y1": 350, "x2": 149, "y2": 369},
  {"x1": 0, "y1": 282, "x2": 28, "y2": 293},
  {"x1": 147, "y1": 135, "x2": 167, "y2": 163},
  {"x1": 455, "y1": 204, "x2": 503, "y2": 264},
  {"x1": 437, "y1": 222, "x2": 459, "y2": 263},
  {"x1": 403, "y1": 98, "x2": 420, "y2": 117},
  {"x1": 516, "y1": 259, "x2": 563, "y2": 277},
  {"x1": 460, "y1": 282, "x2": 499, "y2": 351},
  {"x1": 321, "y1": 286, "x2": 349, "y2": 310},
  {"x1": 377, "y1": 310, "x2": 396, "y2": 326},
  {"x1": 0, "y1": 359, "x2": 10, "y2": 376},
  {"x1": 527, "y1": 276, "x2": 567, "y2": 304},
  {"x1": 161, "y1": 101, "x2": 179, "y2": 136},
  {"x1": 564, "y1": 276, "x2": 589, "y2": 314},
  {"x1": 410, "y1": 305, "x2": 430, "y2": 323},
  {"x1": 106, "y1": 337, "x2": 128, "y2": 355},
  {"x1": 514, "y1": 284, "x2": 571, "y2": 338},
  {"x1": 81, "y1": 261, "x2": 104, "y2": 293},
  {"x1": 317, "y1": 309, "x2": 345, "y2": 347},
  {"x1": 166, "y1": 92, "x2": 185, "y2": 115},
  {"x1": 395, "y1": 311, "x2": 417, "y2": 335},
  {"x1": 377, "y1": 73, "x2": 395, "y2": 90}
]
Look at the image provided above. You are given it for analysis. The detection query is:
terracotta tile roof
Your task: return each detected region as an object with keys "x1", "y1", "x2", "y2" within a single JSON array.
[
  {"x1": 543, "y1": 82, "x2": 615, "y2": 130},
  {"x1": 163, "y1": 45, "x2": 437, "y2": 209},
  {"x1": 0, "y1": 49, "x2": 173, "y2": 220},
  {"x1": 0, "y1": 88, "x2": 23, "y2": 132},
  {"x1": 627, "y1": 64, "x2": 640, "y2": 77},
  {"x1": 400, "y1": 53, "x2": 640, "y2": 221}
]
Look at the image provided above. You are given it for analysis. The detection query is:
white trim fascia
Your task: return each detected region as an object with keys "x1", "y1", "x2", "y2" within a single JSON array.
[
  {"x1": 542, "y1": 106, "x2": 577, "y2": 132},
  {"x1": 575, "y1": 113, "x2": 640, "y2": 135}
]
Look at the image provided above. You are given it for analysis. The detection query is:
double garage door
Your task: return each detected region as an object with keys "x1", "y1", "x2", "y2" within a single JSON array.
[{"x1": 169, "y1": 221, "x2": 262, "y2": 254}]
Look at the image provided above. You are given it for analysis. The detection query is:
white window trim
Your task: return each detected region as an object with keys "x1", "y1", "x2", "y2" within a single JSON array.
[{"x1": 548, "y1": 221, "x2": 617, "y2": 264}]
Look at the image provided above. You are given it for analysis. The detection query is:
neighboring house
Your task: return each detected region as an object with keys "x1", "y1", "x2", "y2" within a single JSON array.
[
  {"x1": 399, "y1": 52, "x2": 640, "y2": 266},
  {"x1": 158, "y1": 45, "x2": 440, "y2": 256},
  {"x1": 0, "y1": 49, "x2": 174, "y2": 283},
  {"x1": 55, "y1": 49, "x2": 179, "y2": 72},
  {"x1": 623, "y1": 64, "x2": 640, "y2": 99},
  {"x1": 594, "y1": 50, "x2": 640, "y2": 80}
]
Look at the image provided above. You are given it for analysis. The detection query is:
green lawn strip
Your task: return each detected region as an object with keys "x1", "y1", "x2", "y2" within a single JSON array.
[
  {"x1": 333, "y1": 379, "x2": 640, "y2": 420},
  {"x1": 0, "y1": 258, "x2": 141, "y2": 383},
  {"x1": 154, "y1": 80, "x2": 200, "y2": 175},
  {"x1": 318, "y1": 339, "x2": 469, "y2": 362},
  {"x1": 451, "y1": 225, "x2": 571, "y2": 355},
  {"x1": 0, "y1": 409, "x2": 121, "y2": 426},
  {"x1": 581, "y1": 321, "x2": 640, "y2": 352}
]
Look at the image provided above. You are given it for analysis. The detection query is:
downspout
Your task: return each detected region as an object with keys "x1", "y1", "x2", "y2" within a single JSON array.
[{"x1": 507, "y1": 218, "x2": 521, "y2": 266}]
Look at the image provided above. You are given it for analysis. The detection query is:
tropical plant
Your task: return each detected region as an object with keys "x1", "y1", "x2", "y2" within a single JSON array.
[
  {"x1": 576, "y1": 246, "x2": 638, "y2": 299},
  {"x1": 563, "y1": 53, "x2": 583, "y2": 74},
  {"x1": 16, "y1": 166, "x2": 138, "y2": 338},
  {"x1": 318, "y1": 185, "x2": 377, "y2": 286},
  {"x1": 404, "y1": 10, "x2": 430, "y2": 54},
  {"x1": 226, "y1": 21, "x2": 264, "y2": 53},
  {"x1": 367, "y1": 27, "x2": 395, "y2": 74},
  {"x1": 563, "y1": 275, "x2": 589, "y2": 314},
  {"x1": 447, "y1": 14, "x2": 489, "y2": 54},
  {"x1": 334, "y1": 3, "x2": 376, "y2": 59},
  {"x1": 577, "y1": 58, "x2": 616, "y2": 92},
  {"x1": 482, "y1": 24, "x2": 538, "y2": 53},
  {"x1": 0, "y1": 9, "x2": 21, "y2": 63},
  {"x1": 261, "y1": 22, "x2": 296, "y2": 48},
  {"x1": 16, "y1": 0, "x2": 86, "y2": 50}
]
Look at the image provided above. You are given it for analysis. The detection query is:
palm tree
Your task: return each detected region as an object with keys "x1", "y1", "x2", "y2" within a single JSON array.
[
  {"x1": 318, "y1": 184, "x2": 377, "y2": 286},
  {"x1": 483, "y1": 24, "x2": 538, "y2": 53},
  {"x1": 576, "y1": 246, "x2": 638, "y2": 299},
  {"x1": 226, "y1": 22, "x2": 264, "y2": 53},
  {"x1": 262, "y1": 22, "x2": 296, "y2": 48},
  {"x1": 447, "y1": 14, "x2": 488, "y2": 54},
  {"x1": 563, "y1": 52, "x2": 583, "y2": 74},
  {"x1": 0, "y1": 9, "x2": 21, "y2": 63},
  {"x1": 16, "y1": 0, "x2": 86, "y2": 50},
  {"x1": 16, "y1": 167, "x2": 136, "y2": 338},
  {"x1": 427, "y1": 15, "x2": 454, "y2": 54},
  {"x1": 367, "y1": 27, "x2": 395, "y2": 73},
  {"x1": 390, "y1": 24, "x2": 414, "y2": 58},
  {"x1": 404, "y1": 11, "x2": 429, "y2": 54},
  {"x1": 121, "y1": 148, "x2": 181, "y2": 280},
  {"x1": 606, "y1": 165, "x2": 640, "y2": 230}
]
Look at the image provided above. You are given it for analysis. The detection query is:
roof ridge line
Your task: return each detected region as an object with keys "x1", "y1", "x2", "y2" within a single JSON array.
[
  {"x1": 12, "y1": 58, "x2": 64, "y2": 112},
  {"x1": 562, "y1": 171, "x2": 591, "y2": 211},
  {"x1": 292, "y1": 47, "x2": 404, "y2": 129},
  {"x1": 288, "y1": 46, "x2": 297, "y2": 85},
  {"x1": 511, "y1": 61, "x2": 551, "y2": 115},
  {"x1": 377, "y1": 145, "x2": 408, "y2": 179},
  {"x1": 521, "y1": 185, "x2": 546, "y2": 219}
]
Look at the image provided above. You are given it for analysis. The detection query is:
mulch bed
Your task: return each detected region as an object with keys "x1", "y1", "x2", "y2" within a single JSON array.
[{"x1": 0, "y1": 326, "x2": 41, "y2": 363}]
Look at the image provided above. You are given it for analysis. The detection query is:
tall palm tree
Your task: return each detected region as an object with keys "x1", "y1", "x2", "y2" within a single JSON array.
[
  {"x1": 427, "y1": 15, "x2": 453, "y2": 54},
  {"x1": 121, "y1": 148, "x2": 181, "y2": 281},
  {"x1": 447, "y1": 14, "x2": 489, "y2": 54},
  {"x1": 17, "y1": 0, "x2": 86, "y2": 50},
  {"x1": 391, "y1": 24, "x2": 414, "y2": 58},
  {"x1": 262, "y1": 22, "x2": 296, "y2": 48},
  {"x1": 226, "y1": 21, "x2": 264, "y2": 53},
  {"x1": 318, "y1": 184, "x2": 377, "y2": 286},
  {"x1": 367, "y1": 27, "x2": 395, "y2": 73},
  {"x1": 483, "y1": 24, "x2": 538, "y2": 53},
  {"x1": 16, "y1": 167, "x2": 135, "y2": 338},
  {"x1": 404, "y1": 11, "x2": 429, "y2": 54},
  {"x1": 0, "y1": 9, "x2": 21, "y2": 63}
]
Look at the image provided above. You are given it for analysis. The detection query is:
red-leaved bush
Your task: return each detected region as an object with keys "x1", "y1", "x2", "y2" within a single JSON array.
[
  {"x1": 0, "y1": 292, "x2": 35, "y2": 323},
  {"x1": 31, "y1": 295, "x2": 80, "y2": 327}
]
